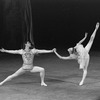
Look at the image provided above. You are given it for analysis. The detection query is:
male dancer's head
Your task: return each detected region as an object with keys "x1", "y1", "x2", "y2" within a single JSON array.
[
  {"x1": 24, "y1": 41, "x2": 31, "y2": 52},
  {"x1": 24, "y1": 41, "x2": 35, "y2": 52}
]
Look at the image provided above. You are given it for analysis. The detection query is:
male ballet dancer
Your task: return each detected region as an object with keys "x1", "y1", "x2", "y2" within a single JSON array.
[
  {"x1": 54, "y1": 22, "x2": 99, "y2": 86},
  {"x1": 0, "y1": 41, "x2": 55, "y2": 86}
]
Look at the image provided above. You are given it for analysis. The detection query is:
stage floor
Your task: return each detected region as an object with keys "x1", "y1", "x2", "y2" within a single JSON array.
[{"x1": 0, "y1": 52, "x2": 100, "y2": 100}]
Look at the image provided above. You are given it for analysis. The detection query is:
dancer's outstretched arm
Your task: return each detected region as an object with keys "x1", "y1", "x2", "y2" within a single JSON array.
[
  {"x1": 76, "y1": 32, "x2": 88, "y2": 45},
  {"x1": 0, "y1": 48, "x2": 22, "y2": 54},
  {"x1": 34, "y1": 48, "x2": 54, "y2": 54},
  {"x1": 54, "y1": 49, "x2": 75, "y2": 60}
]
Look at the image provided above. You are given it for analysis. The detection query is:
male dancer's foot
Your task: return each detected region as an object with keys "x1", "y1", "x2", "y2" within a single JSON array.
[{"x1": 41, "y1": 82, "x2": 47, "y2": 86}]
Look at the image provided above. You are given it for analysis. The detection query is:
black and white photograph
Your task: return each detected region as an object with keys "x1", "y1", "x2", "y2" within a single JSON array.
[{"x1": 0, "y1": 0, "x2": 100, "y2": 100}]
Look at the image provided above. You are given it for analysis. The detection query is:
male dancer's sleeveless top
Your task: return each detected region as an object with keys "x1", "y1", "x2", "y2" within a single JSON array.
[{"x1": 22, "y1": 50, "x2": 34, "y2": 65}]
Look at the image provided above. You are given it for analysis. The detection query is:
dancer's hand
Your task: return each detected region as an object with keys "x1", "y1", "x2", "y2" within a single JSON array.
[
  {"x1": 85, "y1": 32, "x2": 88, "y2": 37},
  {"x1": 53, "y1": 48, "x2": 56, "y2": 53},
  {"x1": 0, "y1": 48, "x2": 5, "y2": 52},
  {"x1": 96, "y1": 22, "x2": 99, "y2": 29}
]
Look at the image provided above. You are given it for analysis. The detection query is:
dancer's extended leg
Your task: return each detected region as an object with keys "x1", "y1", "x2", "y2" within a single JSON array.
[
  {"x1": 0, "y1": 67, "x2": 26, "y2": 85},
  {"x1": 85, "y1": 22, "x2": 99, "y2": 52},
  {"x1": 30, "y1": 66, "x2": 47, "y2": 86}
]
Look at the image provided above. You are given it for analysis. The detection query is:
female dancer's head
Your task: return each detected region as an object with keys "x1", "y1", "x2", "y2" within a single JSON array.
[{"x1": 67, "y1": 47, "x2": 74, "y2": 54}]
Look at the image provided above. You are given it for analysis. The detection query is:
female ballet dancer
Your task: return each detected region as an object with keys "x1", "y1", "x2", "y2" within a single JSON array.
[
  {"x1": 54, "y1": 22, "x2": 99, "y2": 85},
  {"x1": 0, "y1": 41, "x2": 55, "y2": 86}
]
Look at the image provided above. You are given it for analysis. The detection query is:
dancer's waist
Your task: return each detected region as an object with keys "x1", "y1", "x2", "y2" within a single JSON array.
[{"x1": 23, "y1": 63, "x2": 33, "y2": 65}]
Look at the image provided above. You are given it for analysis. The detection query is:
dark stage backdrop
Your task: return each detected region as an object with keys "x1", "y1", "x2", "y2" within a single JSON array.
[{"x1": 0, "y1": 0, "x2": 100, "y2": 51}]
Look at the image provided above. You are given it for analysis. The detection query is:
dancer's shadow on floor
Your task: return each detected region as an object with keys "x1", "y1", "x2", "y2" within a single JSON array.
[
  {"x1": 45, "y1": 73, "x2": 80, "y2": 84},
  {"x1": 45, "y1": 77, "x2": 65, "y2": 83},
  {"x1": 15, "y1": 81, "x2": 38, "y2": 85},
  {"x1": 15, "y1": 78, "x2": 65, "y2": 85},
  {"x1": 15, "y1": 74, "x2": 81, "y2": 85}
]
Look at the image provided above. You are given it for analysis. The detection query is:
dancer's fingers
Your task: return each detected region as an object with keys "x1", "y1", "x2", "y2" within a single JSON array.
[
  {"x1": 0, "y1": 48, "x2": 4, "y2": 52},
  {"x1": 85, "y1": 32, "x2": 88, "y2": 36},
  {"x1": 53, "y1": 48, "x2": 56, "y2": 52}
]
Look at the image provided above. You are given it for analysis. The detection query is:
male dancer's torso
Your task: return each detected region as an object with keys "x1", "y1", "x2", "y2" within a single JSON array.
[
  {"x1": 21, "y1": 49, "x2": 35, "y2": 70},
  {"x1": 22, "y1": 50, "x2": 34, "y2": 65}
]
